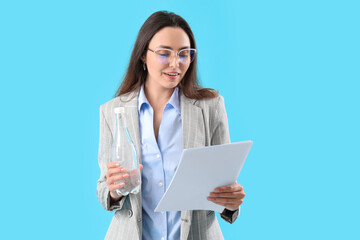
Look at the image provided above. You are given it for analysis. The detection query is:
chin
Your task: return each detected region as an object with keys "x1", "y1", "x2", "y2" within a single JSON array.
[
  {"x1": 160, "y1": 79, "x2": 181, "y2": 88},
  {"x1": 163, "y1": 81, "x2": 181, "y2": 89}
]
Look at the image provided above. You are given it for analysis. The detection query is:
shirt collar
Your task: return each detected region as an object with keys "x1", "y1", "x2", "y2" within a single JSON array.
[
  {"x1": 138, "y1": 84, "x2": 149, "y2": 112},
  {"x1": 167, "y1": 86, "x2": 181, "y2": 115},
  {"x1": 138, "y1": 84, "x2": 181, "y2": 115}
]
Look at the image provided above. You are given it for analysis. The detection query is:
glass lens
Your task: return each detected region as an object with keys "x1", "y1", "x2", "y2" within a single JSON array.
[
  {"x1": 155, "y1": 49, "x2": 172, "y2": 64},
  {"x1": 179, "y1": 49, "x2": 196, "y2": 64},
  {"x1": 154, "y1": 48, "x2": 196, "y2": 64},
  {"x1": 178, "y1": 49, "x2": 191, "y2": 64}
]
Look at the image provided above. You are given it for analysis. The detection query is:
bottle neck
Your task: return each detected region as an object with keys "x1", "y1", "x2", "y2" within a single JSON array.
[{"x1": 116, "y1": 111, "x2": 128, "y2": 128}]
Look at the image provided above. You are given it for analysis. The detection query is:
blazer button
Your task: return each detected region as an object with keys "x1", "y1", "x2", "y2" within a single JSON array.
[{"x1": 128, "y1": 210, "x2": 133, "y2": 218}]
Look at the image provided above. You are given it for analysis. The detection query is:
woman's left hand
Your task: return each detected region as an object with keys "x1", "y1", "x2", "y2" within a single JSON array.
[{"x1": 207, "y1": 183, "x2": 245, "y2": 211}]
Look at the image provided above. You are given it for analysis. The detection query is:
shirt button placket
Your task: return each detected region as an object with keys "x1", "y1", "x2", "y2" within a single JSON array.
[
  {"x1": 157, "y1": 153, "x2": 165, "y2": 189},
  {"x1": 157, "y1": 152, "x2": 166, "y2": 240}
]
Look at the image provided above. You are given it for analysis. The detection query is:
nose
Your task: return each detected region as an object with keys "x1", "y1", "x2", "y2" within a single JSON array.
[{"x1": 168, "y1": 54, "x2": 180, "y2": 68}]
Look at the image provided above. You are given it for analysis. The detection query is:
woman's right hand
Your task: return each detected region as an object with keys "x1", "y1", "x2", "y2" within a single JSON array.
[{"x1": 106, "y1": 162, "x2": 143, "y2": 201}]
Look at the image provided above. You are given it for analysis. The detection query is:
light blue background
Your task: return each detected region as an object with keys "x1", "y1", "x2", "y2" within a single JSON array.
[{"x1": 1, "y1": 0, "x2": 359, "y2": 239}]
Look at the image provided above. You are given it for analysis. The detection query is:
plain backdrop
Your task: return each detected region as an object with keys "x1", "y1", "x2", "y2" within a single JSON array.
[{"x1": 0, "y1": 0, "x2": 359, "y2": 239}]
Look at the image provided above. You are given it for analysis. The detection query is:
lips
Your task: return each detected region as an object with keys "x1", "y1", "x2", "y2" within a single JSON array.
[{"x1": 164, "y1": 72, "x2": 180, "y2": 76}]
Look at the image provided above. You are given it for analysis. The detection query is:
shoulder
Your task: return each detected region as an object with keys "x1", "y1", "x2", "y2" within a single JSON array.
[
  {"x1": 99, "y1": 97, "x2": 120, "y2": 118},
  {"x1": 100, "y1": 97, "x2": 118, "y2": 109},
  {"x1": 100, "y1": 91, "x2": 139, "y2": 113},
  {"x1": 192, "y1": 94, "x2": 226, "y2": 113}
]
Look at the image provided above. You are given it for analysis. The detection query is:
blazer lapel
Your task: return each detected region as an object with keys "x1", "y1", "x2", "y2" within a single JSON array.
[
  {"x1": 180, "y1": 92, "x2": 206, "y2": 149},
  {"x1": 180, "y1": 91, "x2": 206, "y2": 239}
]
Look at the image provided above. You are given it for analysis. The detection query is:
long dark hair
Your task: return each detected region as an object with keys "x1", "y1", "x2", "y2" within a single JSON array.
[{"x1": 114, "y1": 11, "x2": 218, "y2": 100}]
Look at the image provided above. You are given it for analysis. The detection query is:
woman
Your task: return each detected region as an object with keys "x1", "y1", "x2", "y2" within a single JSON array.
[{"x1": 97, "y1": 11, "x2": 245, "y2": 240}]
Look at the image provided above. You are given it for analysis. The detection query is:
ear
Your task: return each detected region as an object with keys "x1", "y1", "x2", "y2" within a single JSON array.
[{"x1": 141, "y1": 55, "x2": 146, "y2": 64}]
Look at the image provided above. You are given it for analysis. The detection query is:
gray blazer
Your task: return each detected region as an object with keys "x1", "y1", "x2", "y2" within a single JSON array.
[{"x1": 97, "y1": 89, "x2": 237, "y2": 239}]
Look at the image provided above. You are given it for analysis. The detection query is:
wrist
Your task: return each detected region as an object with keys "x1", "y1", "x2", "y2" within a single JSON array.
[{"x1": 109, "y1": 191, "x2": 122, "y2": 202}]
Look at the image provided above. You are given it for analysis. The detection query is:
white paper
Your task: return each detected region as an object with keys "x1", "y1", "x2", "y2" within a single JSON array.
[{"x1": 154, "y1": 140, "x2": 253, "y2": 213}]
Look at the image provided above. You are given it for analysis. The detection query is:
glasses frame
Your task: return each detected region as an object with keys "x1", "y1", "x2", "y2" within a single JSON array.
[{"x1": 147, "y1": 47, "x2": 197, "y2": 65}]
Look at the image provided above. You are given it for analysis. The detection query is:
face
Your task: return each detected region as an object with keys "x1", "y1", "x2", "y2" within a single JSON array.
[{"x1": 142, "y1": 27, "x2": 192, "y2": 91}]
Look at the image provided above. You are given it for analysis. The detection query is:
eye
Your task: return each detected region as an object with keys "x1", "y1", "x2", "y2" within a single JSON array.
[
  {"x1": 179, "y1": 50, "x2": 190, "y2": 59},
  {"x1": 156, "y1": 49, "x2": 171, "y2": 57}
]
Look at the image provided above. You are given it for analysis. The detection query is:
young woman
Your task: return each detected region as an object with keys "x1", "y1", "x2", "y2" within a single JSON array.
[{"x1": 97, "y1": 11, "x2": 245, "y2": 240}]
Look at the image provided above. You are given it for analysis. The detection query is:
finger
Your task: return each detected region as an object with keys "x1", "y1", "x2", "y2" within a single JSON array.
[
  {"x1": 209, "y1": 191, "x2": 245, "y2": 198},
  {"x1": 140, "y1": 164, "x2": 143, "y2": 171},
  {"x1": 207, "y1": 197, "x2": 240, "y2": 205},
  {"x1": 207, "y1": 197, "x2": 240, "y2": 210},
  {"x1": 214, "y1": 184, "x2": 243, "y2": 192},
  {"x1": 112, "y1": 173, "x2": 129, "y2": 182},
  {"x1": 109, "y1": 182, "x2": 125, "y2": 191},
  {"x1": 107, "y1": 173, "x2": 129, "y2": 185},
  {"x1": 107, "y1": 162, "x2": 120, "y2": 169},
  {"x1": 107, "y1": 167, "x2": 128, "y2": 176},
  {"x1": 214, "y1": 202, "x2": 239, "y2": 211},
  {"x1": 208, "y1": 198, "x2": 243, "y2": 210},
  {"x1": 214, "y1": 184, "x2": 243, "y2": 193}
]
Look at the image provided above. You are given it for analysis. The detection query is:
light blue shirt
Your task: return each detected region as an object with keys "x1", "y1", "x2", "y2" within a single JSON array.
[{"x1": 138, "y1": 85, "x2": 182, "y2": 240}]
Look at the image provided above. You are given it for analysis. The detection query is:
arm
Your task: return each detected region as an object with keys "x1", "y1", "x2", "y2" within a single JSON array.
[
  {"x1": 210, "y1": 95, "x2": 231, "y2": 146},
  {"x1": 210, "y1": 96, "x2": 241, "y2": 224},
  {"x1": 96, "y1": 105, "x2": 127, "y2": 211}
]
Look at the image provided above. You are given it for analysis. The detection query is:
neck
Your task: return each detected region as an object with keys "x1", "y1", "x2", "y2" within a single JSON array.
[{"x1": 144, "y1": 81, "x2": 175, "y2": 110}]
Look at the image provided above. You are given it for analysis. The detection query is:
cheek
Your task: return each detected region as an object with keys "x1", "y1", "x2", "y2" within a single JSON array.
[
  {"x1": 182, "y1": 65, "x2": 190, "y2": 76},
  {"x1": 147, "y1": 61, "x2": 163, "y2": 76}
]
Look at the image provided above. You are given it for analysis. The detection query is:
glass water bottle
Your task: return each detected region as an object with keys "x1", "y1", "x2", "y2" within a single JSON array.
[{"x1": 111, "y1": 107, "x2": 141, "y2": 195}]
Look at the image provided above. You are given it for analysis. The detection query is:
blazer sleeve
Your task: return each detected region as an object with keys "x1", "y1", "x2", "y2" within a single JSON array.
[
  {"x1": 96, "y1": 104, "x2": 127, "y2": 212},
  {"x1": 210, "y1": 95, "x2": 241, "y2": 223},
  {"x1": 210, "y1": 95, "x2": 231, "y2": 145}
]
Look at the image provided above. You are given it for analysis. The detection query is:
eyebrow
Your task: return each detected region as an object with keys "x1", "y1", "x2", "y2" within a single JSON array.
[{"x1": 156, "y1": 45, "x2": 191, "y2": 50}]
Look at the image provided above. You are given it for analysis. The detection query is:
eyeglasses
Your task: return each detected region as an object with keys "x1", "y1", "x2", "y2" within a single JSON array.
[{"x1": 148, "y1": 48, "x2": 197, "y2": 65}]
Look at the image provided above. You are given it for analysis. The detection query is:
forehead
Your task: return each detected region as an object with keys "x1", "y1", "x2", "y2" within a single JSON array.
[{"x1": 148, "y1": 27, "x2": 191, "y2": 49}]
